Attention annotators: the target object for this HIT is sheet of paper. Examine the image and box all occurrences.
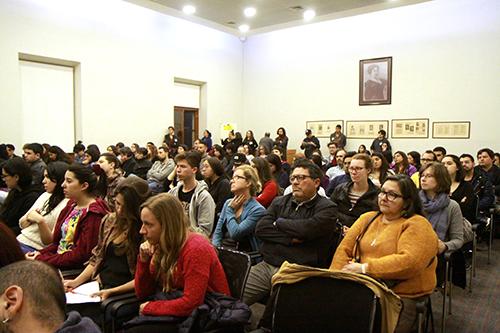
[65,280,101,304]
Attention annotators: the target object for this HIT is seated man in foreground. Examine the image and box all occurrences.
[243,159,337,308]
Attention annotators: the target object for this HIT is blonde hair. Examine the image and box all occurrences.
[235,165,262,196]
[141,193,188,291]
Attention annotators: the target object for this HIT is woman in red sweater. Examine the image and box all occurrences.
[27,164,108,270]
[129,193,229,332]
[251,157,279,208]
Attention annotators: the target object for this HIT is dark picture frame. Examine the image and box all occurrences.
[359,57,392,105]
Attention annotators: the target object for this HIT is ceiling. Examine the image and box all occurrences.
[130,0,431,36]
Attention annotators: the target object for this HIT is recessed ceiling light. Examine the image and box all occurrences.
[182,5,196,15]
[239,24,250,33]
[244,7,257,17]
[303,9,316,21]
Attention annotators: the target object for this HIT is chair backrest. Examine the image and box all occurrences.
[216,247,251,300]
[272,276,381,333]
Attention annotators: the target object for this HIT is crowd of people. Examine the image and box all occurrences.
[0,125,498,333]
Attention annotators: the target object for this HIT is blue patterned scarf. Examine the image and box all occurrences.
[419,191,450,240]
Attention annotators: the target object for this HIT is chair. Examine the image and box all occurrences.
[216,247,251,300]
[271,276,381,333]
[101,247,251,333]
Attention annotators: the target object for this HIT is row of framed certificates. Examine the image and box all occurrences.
[306,119,470,139]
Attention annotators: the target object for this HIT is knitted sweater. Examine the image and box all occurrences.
[331,212,438,298]
[135,233,230,317]
[17,192,69,250]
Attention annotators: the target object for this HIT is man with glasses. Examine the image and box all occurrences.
[243,159,337,326]
[411,150,437,188]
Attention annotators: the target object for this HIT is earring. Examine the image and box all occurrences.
[1,317,9,324]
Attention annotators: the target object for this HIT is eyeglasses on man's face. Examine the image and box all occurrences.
[231,175,247,181]
[289,174,312,183]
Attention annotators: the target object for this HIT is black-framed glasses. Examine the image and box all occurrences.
[231,175,247,181]
[378,190,404,201]
[289,175,312,183]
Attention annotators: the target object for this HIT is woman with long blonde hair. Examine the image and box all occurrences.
[129,193,230,332]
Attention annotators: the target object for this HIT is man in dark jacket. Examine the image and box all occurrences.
[243,159,337,307]
[300,129,320,159]
[461,153,495,213]
[0,260,101,333]
[476,148,500,196]
[119,146,138,177]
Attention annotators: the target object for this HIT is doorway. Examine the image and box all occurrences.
[174,106,199,148]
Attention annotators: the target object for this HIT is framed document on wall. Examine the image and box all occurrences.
[306,120,344,138]
[346,120,389,139]
[391,119,429,138]
[432,121,471,139]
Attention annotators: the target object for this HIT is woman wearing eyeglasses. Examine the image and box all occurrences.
[330,154,379,231]
[419,162,464,255]
[212,165,266,253]
[331,174,438,333]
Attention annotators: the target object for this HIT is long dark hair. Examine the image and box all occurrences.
[2,157,32,189]
[371,152,390,184]
[393,151,410,174]
[48,146,71,164]
[112,177,151,257]
[252,157,272,185]
[408,151,421,170]
[43,162,69,215]
[67,163,98,196]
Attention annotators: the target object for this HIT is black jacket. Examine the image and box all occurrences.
[466,168,495,212]
[206,177,233,226]
[134,158,152,180]
[330,180,379,227]
[475,165,500,196]
[121,158,138,177]
[255,194,337,268]
[0,186,41,235]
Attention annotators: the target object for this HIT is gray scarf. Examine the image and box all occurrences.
[419,191,450,240]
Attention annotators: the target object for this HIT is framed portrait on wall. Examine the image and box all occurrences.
[391,118,429,138]
[306,120,344,138]
[432,121,471,139]
[359,57,392,105]
[346,120,389,139]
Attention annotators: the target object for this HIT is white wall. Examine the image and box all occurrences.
[242,0,500,156]
[0,0,243,152]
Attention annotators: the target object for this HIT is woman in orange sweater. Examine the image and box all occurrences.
[331,174,438,333]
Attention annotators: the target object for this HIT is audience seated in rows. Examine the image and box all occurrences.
[64,176,151,323]
[17,162,69,253]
